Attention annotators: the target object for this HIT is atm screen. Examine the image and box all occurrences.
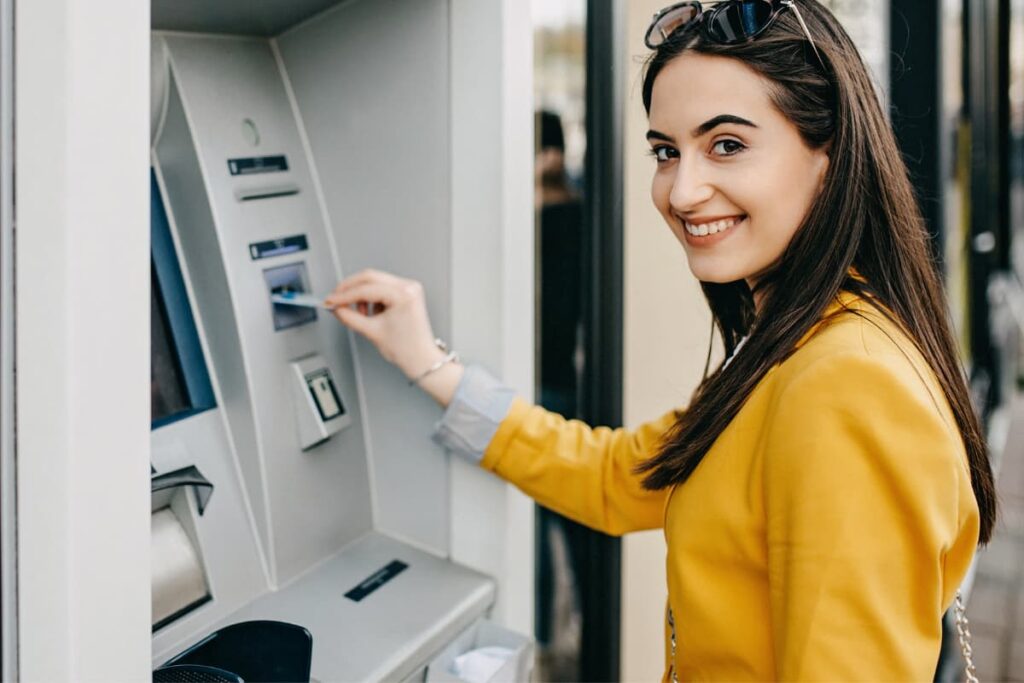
[151,171,216,428]
[152,267,191,422]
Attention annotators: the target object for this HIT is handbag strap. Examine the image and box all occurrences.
[953,590,979,683]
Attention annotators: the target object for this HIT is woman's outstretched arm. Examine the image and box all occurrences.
[325,269,464,406]
[475,388,679,535]
[326,269,678,535]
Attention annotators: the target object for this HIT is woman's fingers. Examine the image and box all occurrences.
[324,269,436,377]
[332,305,378,340]
[324,281,396,311]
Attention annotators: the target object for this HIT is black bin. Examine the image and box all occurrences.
[154,620,312,683]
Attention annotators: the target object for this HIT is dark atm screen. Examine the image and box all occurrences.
[152,267,191,423]
[151,170,215,429]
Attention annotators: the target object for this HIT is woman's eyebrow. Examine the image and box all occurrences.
[646,129,674,143]
[647,115,757,143]
[691,114,757,137]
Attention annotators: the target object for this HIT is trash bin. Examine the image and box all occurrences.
[424,619,534,683]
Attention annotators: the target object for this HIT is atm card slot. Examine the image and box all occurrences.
[264,263,318,331]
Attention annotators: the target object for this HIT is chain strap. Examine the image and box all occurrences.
[667,593,979,682]
[667,607,679,683]
[953,590,979,683]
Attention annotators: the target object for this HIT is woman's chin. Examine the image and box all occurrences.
[686,262,749,285]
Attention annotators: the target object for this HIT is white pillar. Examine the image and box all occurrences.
[16,0,151,679]
[449,0,536,637]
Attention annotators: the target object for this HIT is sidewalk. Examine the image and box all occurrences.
[965,396,1024,681]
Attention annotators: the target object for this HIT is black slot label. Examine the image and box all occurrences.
[249,235,308,260]
[228,155,289,176]
[344,560,409,602]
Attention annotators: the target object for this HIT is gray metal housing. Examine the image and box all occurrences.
[148,0,535,679]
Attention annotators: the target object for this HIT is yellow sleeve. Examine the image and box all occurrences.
[480,398,680,536]
[762,351,979,680]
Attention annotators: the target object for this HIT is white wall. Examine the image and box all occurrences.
[620,2,715,680]
[16,0,151,679]
[820,0,890,100]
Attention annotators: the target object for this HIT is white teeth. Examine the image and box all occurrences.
[683,216,742,236]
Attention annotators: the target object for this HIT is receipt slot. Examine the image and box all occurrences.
[289,355,350,450]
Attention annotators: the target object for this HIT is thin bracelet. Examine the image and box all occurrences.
[409,339,461,387]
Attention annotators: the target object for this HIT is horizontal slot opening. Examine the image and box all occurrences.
[235,184,300,201]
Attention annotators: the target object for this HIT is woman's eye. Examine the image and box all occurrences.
[711,139,746,156]
[649,146,678,163]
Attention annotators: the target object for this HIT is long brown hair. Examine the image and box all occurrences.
[634,0,997,543]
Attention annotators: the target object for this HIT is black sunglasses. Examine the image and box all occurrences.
[645,0,822,67]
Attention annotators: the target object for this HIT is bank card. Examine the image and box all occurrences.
[271,292,331,309]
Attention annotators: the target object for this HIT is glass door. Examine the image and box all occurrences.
[532,3,589,680]
[532,1,624,680]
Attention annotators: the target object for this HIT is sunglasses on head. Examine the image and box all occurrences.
[645,0,823,67]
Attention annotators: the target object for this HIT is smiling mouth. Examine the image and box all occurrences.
[683,215,745,237]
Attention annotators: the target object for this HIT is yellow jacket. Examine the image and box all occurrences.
[480,292,979,680]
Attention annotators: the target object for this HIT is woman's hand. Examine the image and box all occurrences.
[324,269,441,378]
[324,269,463,406]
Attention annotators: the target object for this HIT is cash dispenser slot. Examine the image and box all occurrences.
[151,466,214,631]
[234,183,300,202]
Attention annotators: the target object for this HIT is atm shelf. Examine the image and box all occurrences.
[159,532,495,682]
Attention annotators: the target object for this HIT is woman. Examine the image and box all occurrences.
[326,1,996,679]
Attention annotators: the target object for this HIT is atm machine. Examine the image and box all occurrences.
[144,0,535,680]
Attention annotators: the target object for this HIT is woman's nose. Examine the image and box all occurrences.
[669,158,714,212]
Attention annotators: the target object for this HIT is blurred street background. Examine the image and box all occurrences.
[530,1,1024,680]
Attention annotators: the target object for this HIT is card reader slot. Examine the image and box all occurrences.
[264,263,317,331]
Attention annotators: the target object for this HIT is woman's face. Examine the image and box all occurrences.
[648,52,829,287]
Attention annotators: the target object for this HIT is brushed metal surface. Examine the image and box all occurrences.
[152,0,341,37]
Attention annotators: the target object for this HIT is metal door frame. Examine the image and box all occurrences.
[964,0,1003,411]
[1,0,16,678]
[578,0,625,679]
